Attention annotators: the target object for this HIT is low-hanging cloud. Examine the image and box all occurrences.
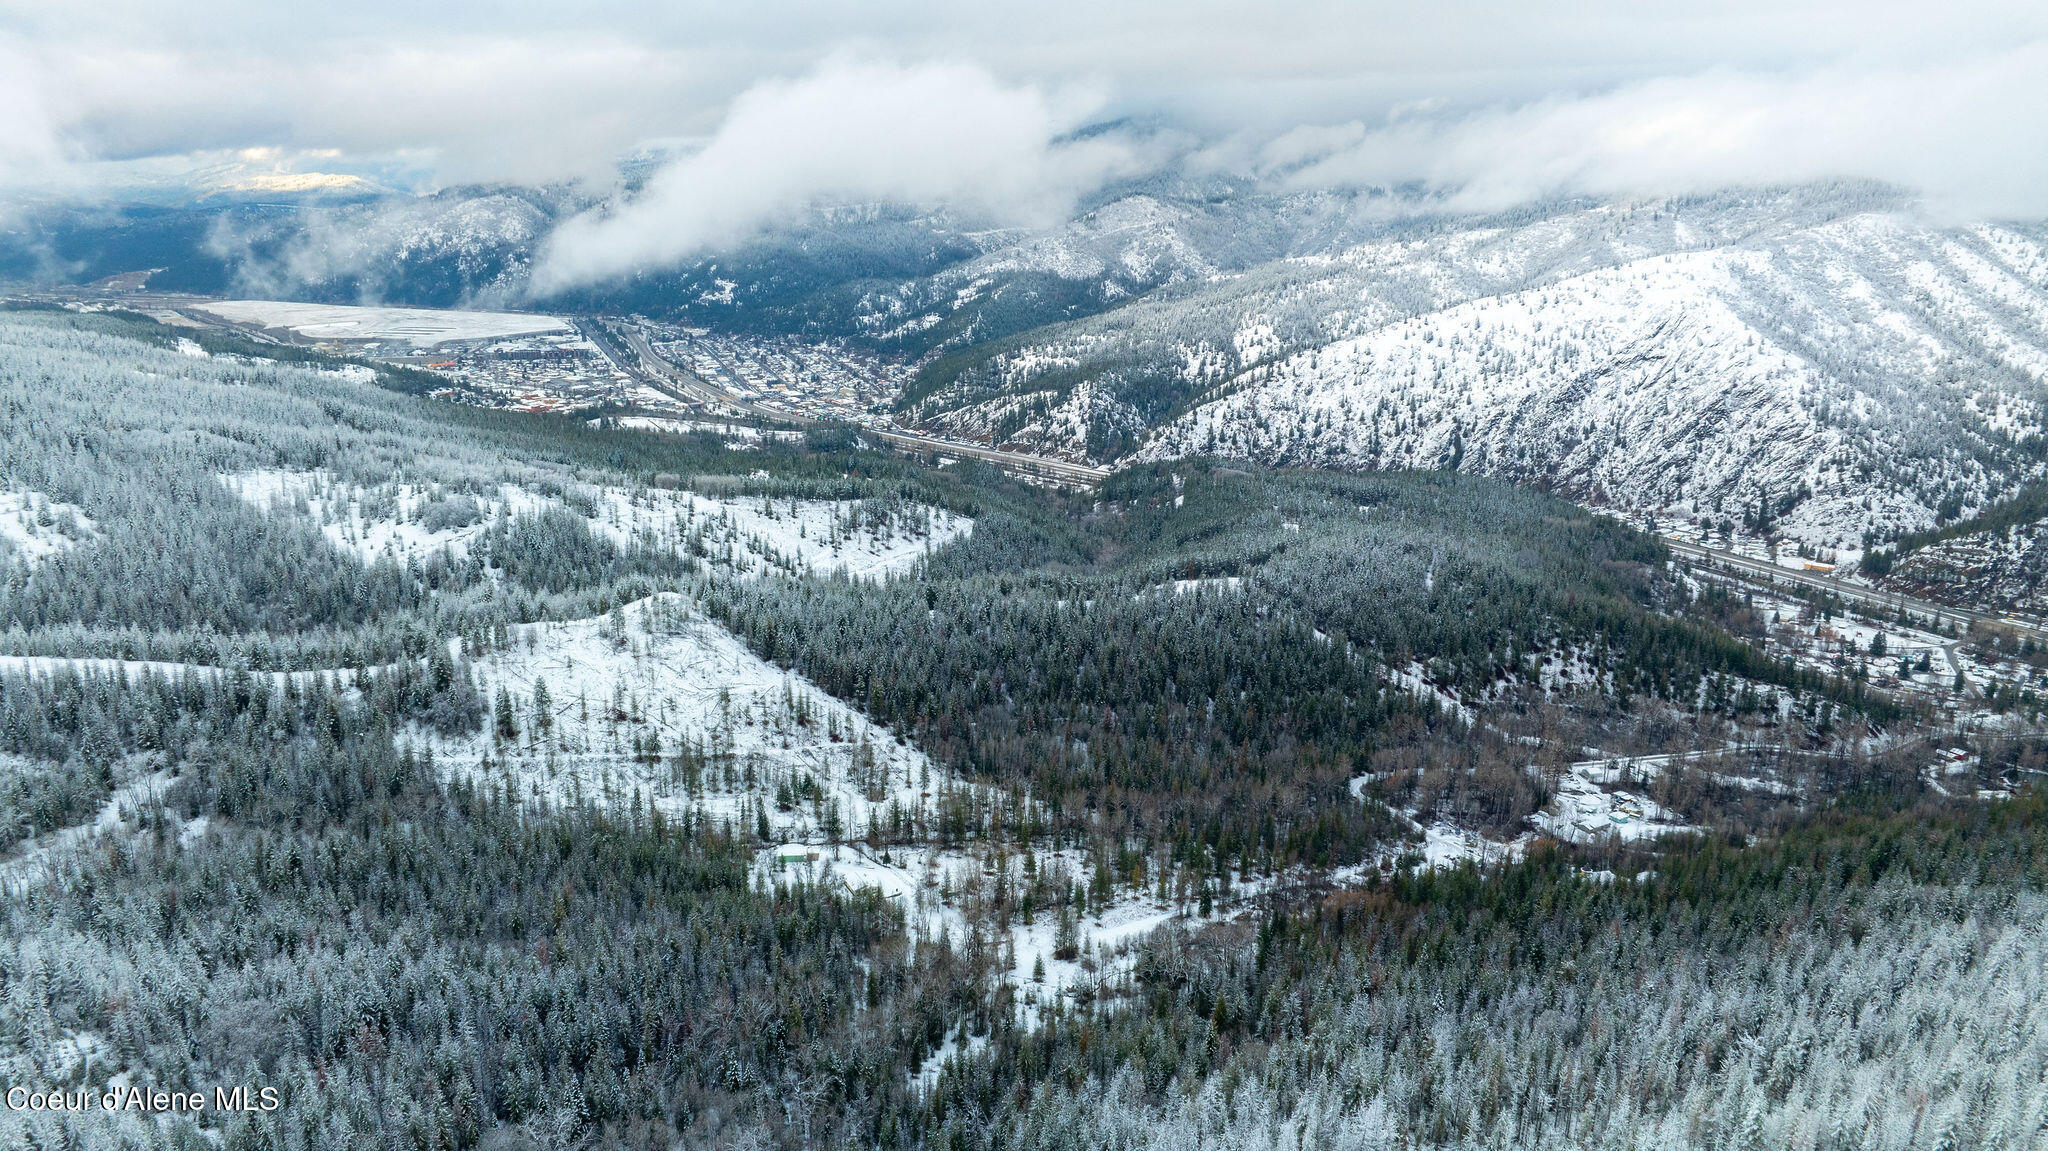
[6,4,2048,240]
[0,39,75,195]
[529,58,1139,292]
[1276,43,2048,219]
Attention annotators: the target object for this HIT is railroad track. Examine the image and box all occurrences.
[1662,536,2048,643]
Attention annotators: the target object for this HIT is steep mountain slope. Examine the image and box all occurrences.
[902,186,1902,458]
[16,180,2048,562]
[1141,210,2048,553]
[833,187,1383,350]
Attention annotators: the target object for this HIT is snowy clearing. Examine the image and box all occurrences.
[423,593,944,845]
[0,490,97,568]
[0,656,352,688]
[219,468,971,579]
[0,761,188,892]
[595,416,805,444]
[1530,755,1702,844]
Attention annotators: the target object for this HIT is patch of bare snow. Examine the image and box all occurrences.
[194,299,570,348]
[0,490,98,568]
[0,761,175,891]
[219,468,971,580]
[423,593,942,845]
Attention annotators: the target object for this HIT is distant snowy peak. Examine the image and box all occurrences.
[894,187,1917,463]
[961,195,1220,286]
[850,196,1236,346]
[1150,252,1835,501]
[1144,214,2048,550]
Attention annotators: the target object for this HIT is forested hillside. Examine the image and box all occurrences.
[1139,208,2048,558]
[0,309,2038,1149]
[703,462,1889,869]
[988,794,2048,1150]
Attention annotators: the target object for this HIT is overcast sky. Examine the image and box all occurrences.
[4,1,2045,283]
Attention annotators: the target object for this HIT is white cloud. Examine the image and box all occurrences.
[529,58,1139,291]
[28,37,728,189]
[0,39,75,193]
[1278,44,2048,218]
[1,3,2045,227]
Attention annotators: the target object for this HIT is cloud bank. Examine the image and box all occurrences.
[1273,44,2048,219]
[530,59,1138,291]
[0,39,75,194]
[2,1,2046,262]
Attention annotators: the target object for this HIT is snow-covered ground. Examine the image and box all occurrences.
[763,835,1242,1047]
[0,656,348,687]
[219,469,547,566]
[219,468,971,579]
[194,300,571,348]
[1524,646,1611,694]
[767,843,923,903]
[1342,773,1537,874]
[423,593,941,844]
[1164,576,1243,596]
[601,486,969,580]
[1413,820,1536,866]
[1531,757,1699,844]
[1384,661,1478,723]
[0,759,201,892]
[0,490,97,568]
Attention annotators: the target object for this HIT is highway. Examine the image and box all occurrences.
[1661,536,2048,644]
[571,318,634,376]
[617,327,748,412]
[616,325,1111,488]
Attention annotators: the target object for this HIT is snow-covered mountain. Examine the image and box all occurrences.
[208,188,571,307]
[1884,521,2048,614]
[1127,204,2048,553]
[901,185,1906,458]
[18,177,2048,559]
[821,185,1393,356]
